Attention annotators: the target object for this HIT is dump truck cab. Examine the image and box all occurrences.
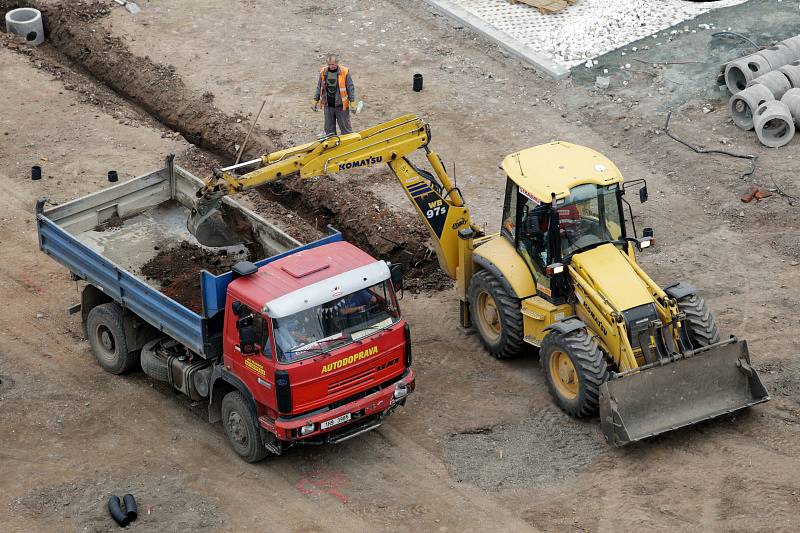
[218,240,414,452]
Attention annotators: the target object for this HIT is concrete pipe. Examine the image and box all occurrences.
[725,54,771,93]
[780,88,800,126]
[4,8,44,46]
[748,70,792,99]
[780,36,800,59]
[756,45,794,70]
[729,84,774,130]
[778,64,800,88]
[754,100,795,148]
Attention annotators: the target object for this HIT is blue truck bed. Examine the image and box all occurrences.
[37,155,341,358]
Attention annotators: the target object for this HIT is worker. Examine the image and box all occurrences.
[312,54,357,135]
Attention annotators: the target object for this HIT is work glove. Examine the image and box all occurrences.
[350,100,358,114]
[311,99,319,112]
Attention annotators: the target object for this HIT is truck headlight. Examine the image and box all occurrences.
[393,384,408,400]
[299,422,315,436]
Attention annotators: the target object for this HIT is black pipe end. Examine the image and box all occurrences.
[108,495,130,527]
[31,165,42,181]
[413,73,423,92]
[108,170,119,183]
[123,493,138,521]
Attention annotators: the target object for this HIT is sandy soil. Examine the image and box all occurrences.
[2,1,800,531]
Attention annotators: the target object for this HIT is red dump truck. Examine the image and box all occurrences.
[36,156,415,462]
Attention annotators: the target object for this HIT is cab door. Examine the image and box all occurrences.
[224,301,277,411]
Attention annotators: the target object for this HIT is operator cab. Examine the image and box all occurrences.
[500,142,650,302]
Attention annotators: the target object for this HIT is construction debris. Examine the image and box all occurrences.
[740,187,773,203]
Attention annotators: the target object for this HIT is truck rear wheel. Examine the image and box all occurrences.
[86,303,139,375]
[677,293,720,348]
[540,329,607,417]
[468,270,524,359]
[221,391,268,463]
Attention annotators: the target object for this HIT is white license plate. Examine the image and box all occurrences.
[320,413,351,430]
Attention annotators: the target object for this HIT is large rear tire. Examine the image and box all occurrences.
[540,329,607,417]
[467,270,524,359]
[221,391,268,463]
[677,293,720,348]
[86,303,139,375]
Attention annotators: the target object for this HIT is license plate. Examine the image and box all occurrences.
[320,413,351,430]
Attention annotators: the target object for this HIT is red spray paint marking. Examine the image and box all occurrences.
[13,270,45,294]
[295,470,349,504]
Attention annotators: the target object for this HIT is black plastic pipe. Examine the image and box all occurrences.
[31,165,41,180]
[108,170,119,183]
[123,494,138,522]
[413,73,423,92]
[108,495,130,527]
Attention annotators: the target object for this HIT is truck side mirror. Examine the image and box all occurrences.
[639,185,648,203]
[390,263,404,291]
[231,300,243,316]
[236,316,256,355]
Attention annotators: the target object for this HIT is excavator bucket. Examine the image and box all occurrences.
[187,195,243,248]
[599,338,769,446]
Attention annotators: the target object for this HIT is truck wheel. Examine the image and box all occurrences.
[86,303,138,375]
[221,391,268,463]
[677,293,720,348]
[540,329,607,417]
[468,270,524,359]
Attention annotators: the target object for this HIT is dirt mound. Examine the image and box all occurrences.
[141,242,249,313]
[0,0,448,290]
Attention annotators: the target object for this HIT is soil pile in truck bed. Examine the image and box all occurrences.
[140,242,248,313]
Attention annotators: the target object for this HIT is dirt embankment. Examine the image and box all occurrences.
[1,0,448,289]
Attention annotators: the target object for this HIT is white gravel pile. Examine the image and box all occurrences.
[450,0,748,67]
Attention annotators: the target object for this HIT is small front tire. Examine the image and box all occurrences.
[677,293,720,348]
[221,391,268,463]
[540,329,607,417]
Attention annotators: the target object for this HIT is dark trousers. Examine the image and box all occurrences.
[323,105,353,135]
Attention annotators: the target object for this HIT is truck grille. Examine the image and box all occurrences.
[327,358,400,394]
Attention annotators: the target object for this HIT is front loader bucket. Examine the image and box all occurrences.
[599,338,769,446]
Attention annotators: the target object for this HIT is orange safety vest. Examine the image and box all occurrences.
[319,65,350,110]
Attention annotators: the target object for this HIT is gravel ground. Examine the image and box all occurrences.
[441,0,747,67]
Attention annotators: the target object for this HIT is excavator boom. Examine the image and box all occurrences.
[189,115,474,280]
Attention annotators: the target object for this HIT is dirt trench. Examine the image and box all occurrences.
[0,0,447,289]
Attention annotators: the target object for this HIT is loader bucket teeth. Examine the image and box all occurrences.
[187,197,243,247]
[599,339,769,446]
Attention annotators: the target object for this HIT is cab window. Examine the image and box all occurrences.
[501,180,518,241]
[238,305,272,359]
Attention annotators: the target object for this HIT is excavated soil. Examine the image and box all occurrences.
[0,0,447,289]
[140,242,252,313]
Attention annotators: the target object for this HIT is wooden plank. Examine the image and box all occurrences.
[510,0,576,14]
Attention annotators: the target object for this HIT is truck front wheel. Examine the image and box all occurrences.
[86,303,138,375]
[221,391,268,463]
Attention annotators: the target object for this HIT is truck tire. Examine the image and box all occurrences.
[468,269,524,359]
[540,329,607,417]
[86,303,139,375]
[221,391,268,463]
[677,293,720,348]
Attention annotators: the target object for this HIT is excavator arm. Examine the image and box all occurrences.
[190,114,476,283]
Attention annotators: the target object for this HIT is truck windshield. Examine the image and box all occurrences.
[556,183,623,257]
[272,280,400,364]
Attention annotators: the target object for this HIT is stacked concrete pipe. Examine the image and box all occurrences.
[781,88,800,126]
[724,38,800,94]
[753,100,795,148]
[729,84,774,130]
[4,8,45,46]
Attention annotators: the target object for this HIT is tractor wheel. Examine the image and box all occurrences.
[467,270,524,359]
[221,391,268,463]
[540,329,607,417]
[86,303,139,375]
[677,293,720,348]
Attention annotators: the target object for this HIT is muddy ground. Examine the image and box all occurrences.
[1,0,800,532]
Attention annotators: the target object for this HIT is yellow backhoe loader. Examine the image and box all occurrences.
[188,114,769,445]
